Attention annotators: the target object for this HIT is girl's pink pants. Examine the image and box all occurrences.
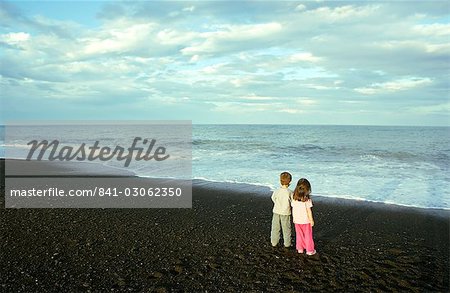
[294,223,315,253]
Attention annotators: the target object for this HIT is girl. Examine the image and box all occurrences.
[291,178,316,255]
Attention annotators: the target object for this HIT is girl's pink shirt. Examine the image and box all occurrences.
[291,199,313,224]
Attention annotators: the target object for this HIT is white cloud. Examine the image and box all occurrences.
[199,63,227,74]
[189,54,199,63]
[211,101,273,113]
[0,32,30,45]
[340,100,365,104]
[82,22,156,55]
[289,52,322,63]
[279,109,304,114]
[183,6,195,12]
[407,102,450,114]
[413,23,450,37]
[295,4,306,12]
[157,29,196,45]
[424,43,450,54]
[241,94,275,101]
[305,5,379,22]
[230,77,254,88]
[303,83,340,90]
[376,40,449,54]
[355,77,433,95]
[181,22,282,55]
[296,99,317,106]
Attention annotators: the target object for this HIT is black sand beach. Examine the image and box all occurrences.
[1,159,449,292]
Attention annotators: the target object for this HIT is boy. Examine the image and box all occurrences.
[271,171,293,248]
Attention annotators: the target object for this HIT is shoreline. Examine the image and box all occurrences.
[2,158,449,212]
[191,178,450,216]
[1,159,449,291]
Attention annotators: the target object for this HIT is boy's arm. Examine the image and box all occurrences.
[306,207,314,227]
[271,191,276,203]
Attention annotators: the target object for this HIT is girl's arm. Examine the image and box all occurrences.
[306,207,314,227]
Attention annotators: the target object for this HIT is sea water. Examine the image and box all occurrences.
[1,125,449,210]
[192,125,449,210]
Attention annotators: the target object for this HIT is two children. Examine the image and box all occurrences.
[271,172,316,255]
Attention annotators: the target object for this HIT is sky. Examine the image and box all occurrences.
[0,0,449,126]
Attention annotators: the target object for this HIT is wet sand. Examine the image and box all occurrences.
[1,159,449,292]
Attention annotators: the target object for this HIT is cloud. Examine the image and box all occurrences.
[279,108,303,114]
[0,31,30,44]
[407,102,450,115]
[297,99,317,106]
[304,5,378,22]
[180,22,282,56]
[289,52,322,63]
[375,40,450,55]
[0,1,448,125]
[295,4,306,12]
[413,23,450,37]
[210,101,274,113]
[355,77,433,95]
[82,21,157,55]
[240,94,276,101]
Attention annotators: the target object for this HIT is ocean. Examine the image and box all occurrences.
[2,124,449,210]
[192,125,450,210]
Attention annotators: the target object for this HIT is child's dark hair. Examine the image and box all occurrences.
[293,178,311,202]
[280,172,292,186]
